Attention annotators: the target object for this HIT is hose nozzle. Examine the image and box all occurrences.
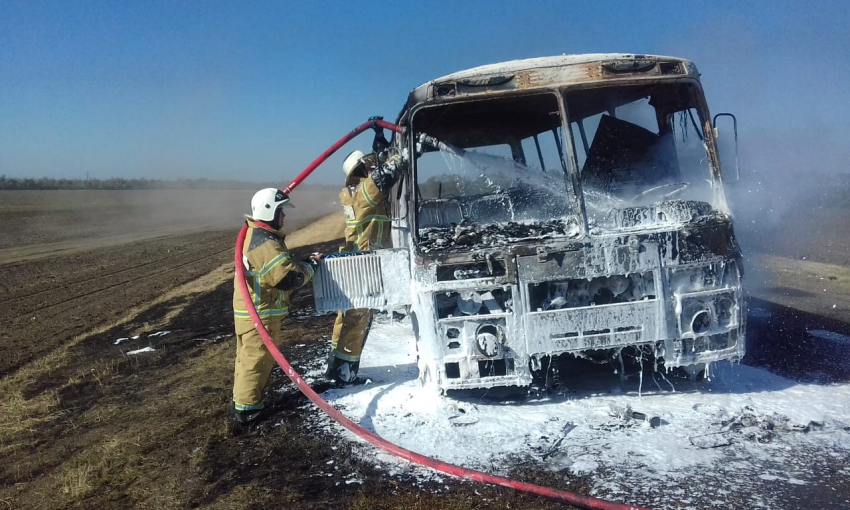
[417,133,465,157]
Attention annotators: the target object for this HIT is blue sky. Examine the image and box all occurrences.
[1,1,847,185]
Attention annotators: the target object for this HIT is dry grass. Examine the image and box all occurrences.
[58,437,145,500]
[59,461,93,498]
[70,359,124,392]
[14,337,238,508]
[285,211,344,249]
[80,403,122,426]
[0,391,62,455]
[0,236,239,497]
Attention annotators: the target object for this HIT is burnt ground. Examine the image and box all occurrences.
[2,202,850,509]
[746,297,850,384]
[0,236,583,510]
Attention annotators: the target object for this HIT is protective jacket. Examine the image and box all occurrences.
[233,219,315,321]
[339,175,391,252]
[328,156,404,382]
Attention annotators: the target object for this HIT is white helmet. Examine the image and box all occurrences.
[250,188,293,222]
[342,150,366,177]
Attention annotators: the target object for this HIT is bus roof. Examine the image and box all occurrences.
[404,53,699,110]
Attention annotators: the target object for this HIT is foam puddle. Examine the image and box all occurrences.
[293,313,850,509]
[127,346,155,355]
[808,329,850,346]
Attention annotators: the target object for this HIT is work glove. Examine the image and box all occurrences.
[371,150,404,195]
[386,153,403,167]
[303,255,321,270]
[379,147,407,171]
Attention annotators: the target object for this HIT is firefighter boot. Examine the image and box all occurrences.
[324,351,338,380]
[230,402,266,425]
[328,308,371,385]
[325,355,363,385]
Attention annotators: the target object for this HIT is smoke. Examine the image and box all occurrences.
[656,8,850,269]
[727,129,850,266]
[0,186,341,253]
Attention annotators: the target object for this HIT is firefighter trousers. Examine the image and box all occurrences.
[233,317,282,410]
[330,308,373,362]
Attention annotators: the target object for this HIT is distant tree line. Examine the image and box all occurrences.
[0,176,335,191]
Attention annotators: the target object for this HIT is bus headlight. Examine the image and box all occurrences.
[475,324,503,357]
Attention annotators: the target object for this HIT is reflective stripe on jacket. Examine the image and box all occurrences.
[340,175,391,252]
[233,220,314,320]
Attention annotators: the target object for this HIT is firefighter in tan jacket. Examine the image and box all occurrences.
[232,188,320,424]
[325,149,406,384]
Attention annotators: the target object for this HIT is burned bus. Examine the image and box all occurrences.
[314,54,745,391]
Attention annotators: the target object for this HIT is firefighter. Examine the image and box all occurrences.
[325,148,407,384]
[232,188,321,424]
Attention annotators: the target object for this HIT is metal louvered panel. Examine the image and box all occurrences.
[313,249,411,313]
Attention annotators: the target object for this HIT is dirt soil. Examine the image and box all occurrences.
[2,191,849,509]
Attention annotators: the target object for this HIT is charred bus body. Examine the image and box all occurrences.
[314,54,745,391]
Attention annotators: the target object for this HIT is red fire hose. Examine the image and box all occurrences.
[283,119,402,194]
[235,120,649,510]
